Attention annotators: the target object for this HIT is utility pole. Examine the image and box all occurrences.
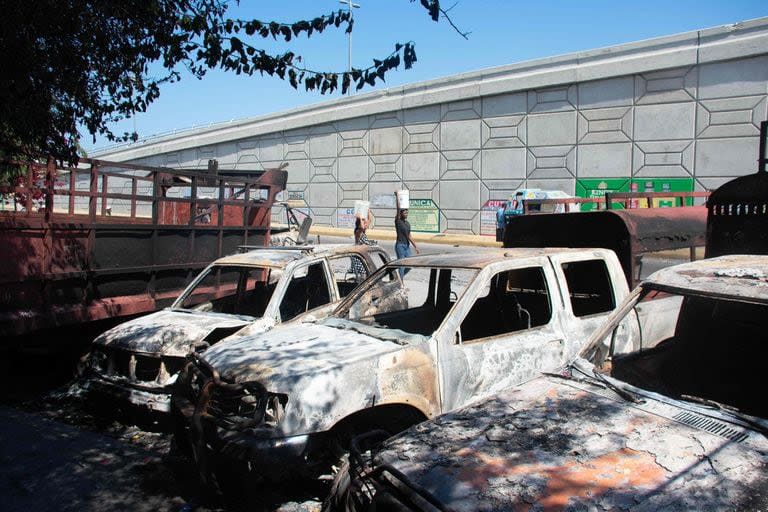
[339,0,360,94]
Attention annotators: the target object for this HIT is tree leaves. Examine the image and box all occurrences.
[0,0,450,164]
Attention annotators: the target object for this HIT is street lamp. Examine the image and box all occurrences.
[339,0,360,93]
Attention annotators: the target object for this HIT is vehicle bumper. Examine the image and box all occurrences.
[83,376,172,413]
[172,394,319,479]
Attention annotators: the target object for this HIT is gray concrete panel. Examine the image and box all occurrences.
[338,156,371,182]
[696,96,767,138]
[283,130,309,160]
[440,180,481,211]
[527,146,576,179]
[370,112,402,129]
[634,103,695,141]
[339,182,368,203]
[482,92,527,117]
[369,126,403,155]
[482,179,526,201]
[440,150,480,181]
[259,137,284,162]
[369,154,402,182]
[403,123,439,153]
[440,119,481,150]
[404,105,441,124]
[528,85,577,113]
[698,56,768,99]
[695,137,760,176]
[635,67,697,105]
[578,77,634,109]
[527,111,577,146]
[633,141,694,177]
[482,115,526,148]
[526,178,575,195]
[285,159,310,184]
[578,107,633,144]
[308,131,337,159]
[308,182,338,209]
[310,158,337,182]
[481,148,526,179]
[403,152,440,181]
[441,99,481,121]
[577,143,632,178]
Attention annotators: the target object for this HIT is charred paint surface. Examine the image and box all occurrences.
[174,248,630,484]
[377,348,439,417]
[83,244,389,414]
[645,255,768,301]
[369,377,768,511]
[94,310,254,357]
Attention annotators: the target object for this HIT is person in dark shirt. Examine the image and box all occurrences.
[394,191,419,277]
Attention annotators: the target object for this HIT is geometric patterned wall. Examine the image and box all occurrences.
[121,25,768,234]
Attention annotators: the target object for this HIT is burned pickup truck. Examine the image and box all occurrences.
[327,255,768,512]
[172,247,631,486]
[80,244,389,413]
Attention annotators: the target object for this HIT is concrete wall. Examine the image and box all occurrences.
[98,18,768,234]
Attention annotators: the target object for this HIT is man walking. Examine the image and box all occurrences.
[394,191,419,276]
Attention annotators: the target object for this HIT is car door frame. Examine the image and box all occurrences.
[547,250,632,361]
[265,256,338,324]
[433,257,569,413]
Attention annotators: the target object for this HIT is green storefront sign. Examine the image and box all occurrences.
[408,198,440,233]
[576,178,694,211]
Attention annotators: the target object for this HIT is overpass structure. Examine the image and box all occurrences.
[96,17,768,235]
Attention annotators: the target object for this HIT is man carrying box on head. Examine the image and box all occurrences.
[394,190,420,277]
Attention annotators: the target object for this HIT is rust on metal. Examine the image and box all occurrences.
[0,157,287,339]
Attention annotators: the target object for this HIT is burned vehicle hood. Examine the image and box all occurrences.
[368,373,768,511]
[202,318,417,386]
[94,309,254,357]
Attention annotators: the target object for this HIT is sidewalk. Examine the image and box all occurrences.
[309,225,504,248]
[308,225,700,259]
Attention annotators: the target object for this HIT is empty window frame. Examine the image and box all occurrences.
[460,266,551,342]
[279,262,332,321]
[561,259,615,317]
[329,255,370,298]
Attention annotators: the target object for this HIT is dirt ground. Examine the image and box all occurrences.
[0,344,325,512]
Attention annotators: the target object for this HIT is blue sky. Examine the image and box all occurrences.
[83,0,768,152]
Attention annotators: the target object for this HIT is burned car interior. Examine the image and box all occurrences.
[180,265,279,318]
[605,291,767,418]
[460,267,548,342]
[344,267,476,336]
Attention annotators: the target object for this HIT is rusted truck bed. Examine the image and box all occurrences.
[0,158,286,341]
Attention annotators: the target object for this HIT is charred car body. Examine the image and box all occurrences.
[328,255,768,511]
[81,244,389,413]
[172,248,631,483]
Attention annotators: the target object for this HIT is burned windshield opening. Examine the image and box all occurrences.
[176,265,281,318]
[604,291,768,418]
[341,266,477,337]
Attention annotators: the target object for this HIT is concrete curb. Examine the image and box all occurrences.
[307,225,701,259]
[308,225,503,248]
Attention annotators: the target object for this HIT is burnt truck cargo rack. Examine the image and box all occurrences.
[0,158,287,340]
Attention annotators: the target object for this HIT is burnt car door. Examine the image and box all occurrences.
[437,260,567,411]
[549,253,634,358]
